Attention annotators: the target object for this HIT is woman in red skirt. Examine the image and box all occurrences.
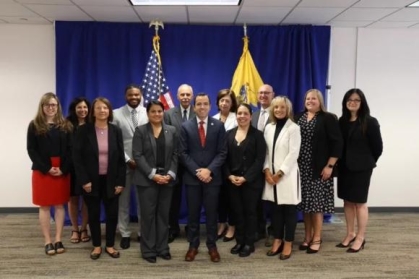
[27,92,72,255]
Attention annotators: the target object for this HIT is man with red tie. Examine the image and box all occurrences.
[179,93,227,262]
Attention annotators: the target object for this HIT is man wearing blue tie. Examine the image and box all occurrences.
[179,93,227,262]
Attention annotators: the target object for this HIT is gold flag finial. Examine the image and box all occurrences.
[149,20,164,36]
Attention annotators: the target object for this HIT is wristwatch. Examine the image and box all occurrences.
[327,164,334,168]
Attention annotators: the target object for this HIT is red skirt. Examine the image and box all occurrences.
[32,157,70,206]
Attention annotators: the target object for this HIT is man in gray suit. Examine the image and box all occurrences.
[251,84,275,246]
[113,84,148,249]
[163,84,195,243]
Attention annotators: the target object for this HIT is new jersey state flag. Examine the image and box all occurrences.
[231,36,263,106]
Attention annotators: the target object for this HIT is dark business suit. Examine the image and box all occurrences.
[164,106,195,234]
[73,123,126,247]
[251,109,272,237]
[338,116,383,203]
[295,111,343,179]
[132,123,178,258]
[179,117,227,249]
[224,126,266,246]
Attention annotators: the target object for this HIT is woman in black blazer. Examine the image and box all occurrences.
[295,89,343,254]
[225,104,266,257]
[66,97,91,244]
[132,100,178,264]
[73,97,126,260]
[27,92,72,255]
[336,88,383,253]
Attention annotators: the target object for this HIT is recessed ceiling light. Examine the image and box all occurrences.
[129,0,241,5]
[407,1,419,7]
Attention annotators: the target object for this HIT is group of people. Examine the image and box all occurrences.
[27,83,382,263]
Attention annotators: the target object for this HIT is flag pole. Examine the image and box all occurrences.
[149,20,164,97]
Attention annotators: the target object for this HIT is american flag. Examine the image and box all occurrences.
[140,50,174,110]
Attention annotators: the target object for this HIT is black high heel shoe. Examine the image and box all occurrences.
[336,236,356,248]
[266,241,284,256]
[306,239,322,254]
[346,240,366,253]
[217,226,227,240]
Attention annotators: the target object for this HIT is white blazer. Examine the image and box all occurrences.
[213,112,237,131]
[262,119,301,205]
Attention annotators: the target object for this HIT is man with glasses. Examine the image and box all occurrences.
[251,84,275,247]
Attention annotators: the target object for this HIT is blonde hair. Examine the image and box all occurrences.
[32,92,72,135]
[268,96,294,123]
[304,89,327,112]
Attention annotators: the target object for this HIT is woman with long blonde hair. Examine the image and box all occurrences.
[27,92,72,255]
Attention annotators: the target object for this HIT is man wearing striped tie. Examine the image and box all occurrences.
[113,84,148,249]
[251,84,275,247]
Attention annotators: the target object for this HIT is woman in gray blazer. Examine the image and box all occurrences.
[132,100,178,264]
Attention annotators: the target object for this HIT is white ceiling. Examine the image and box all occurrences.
[0,0,419,28]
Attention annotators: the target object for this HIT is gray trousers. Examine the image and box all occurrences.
[118,171,141,237]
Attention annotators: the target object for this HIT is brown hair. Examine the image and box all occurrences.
[90,97,113,123]
[216,89,238,113]
[32,92,72,135]
[303,89,327,112]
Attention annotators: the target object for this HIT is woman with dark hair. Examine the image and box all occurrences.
[73,97,126,260]
[27,92,72,255]
[67,97,91,244]
[336,88,383,253]
[295,89,343,254]
[225,103,266,257]
[132,100,178,263]
[213,89,238,241]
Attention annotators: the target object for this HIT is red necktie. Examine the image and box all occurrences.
[199,121,206,147]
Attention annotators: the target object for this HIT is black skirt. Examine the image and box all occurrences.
[337,166,373,203]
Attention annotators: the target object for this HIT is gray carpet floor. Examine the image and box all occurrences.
[0,213,418,279]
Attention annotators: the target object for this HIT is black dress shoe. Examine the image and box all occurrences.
[137,236,142,243]
[120,237,130,249]
[347,240,366,253]
[143,256,157,263]
[266,242,284,256]
[239,245,255,257]
[230,244,243,255]
[223,234,235,242]
[336,236,356,248]
[159,253,172,260]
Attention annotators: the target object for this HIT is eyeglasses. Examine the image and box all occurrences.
[43,104,58,108]
[347,99,361,104]
[258,91,272,95]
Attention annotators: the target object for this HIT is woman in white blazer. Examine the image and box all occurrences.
[262,96,301,260]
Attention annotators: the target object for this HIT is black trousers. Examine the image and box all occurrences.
[83,175,119,248]
[257,196,273,235]
[168,165,184,234]
[218,179,235,225]
[137,184,173,257]
[186,183,220,249]
[271,203,297,242]
[229,182,259,246]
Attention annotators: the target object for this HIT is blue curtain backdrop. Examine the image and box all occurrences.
[55,21,331,224]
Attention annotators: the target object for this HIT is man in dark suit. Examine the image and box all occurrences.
[179,93,227,262]
[163,84,195,243]
[251,84,275,246]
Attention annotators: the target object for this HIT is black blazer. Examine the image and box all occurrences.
[339,116,383,171]
[72,123,126,199]
[295,111,343,178]
[132,123,178,187]
[224,126,266,188]
[27,121,72,175]
[179,117,227,186]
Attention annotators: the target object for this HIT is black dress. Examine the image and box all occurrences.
[338,121,373,203]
